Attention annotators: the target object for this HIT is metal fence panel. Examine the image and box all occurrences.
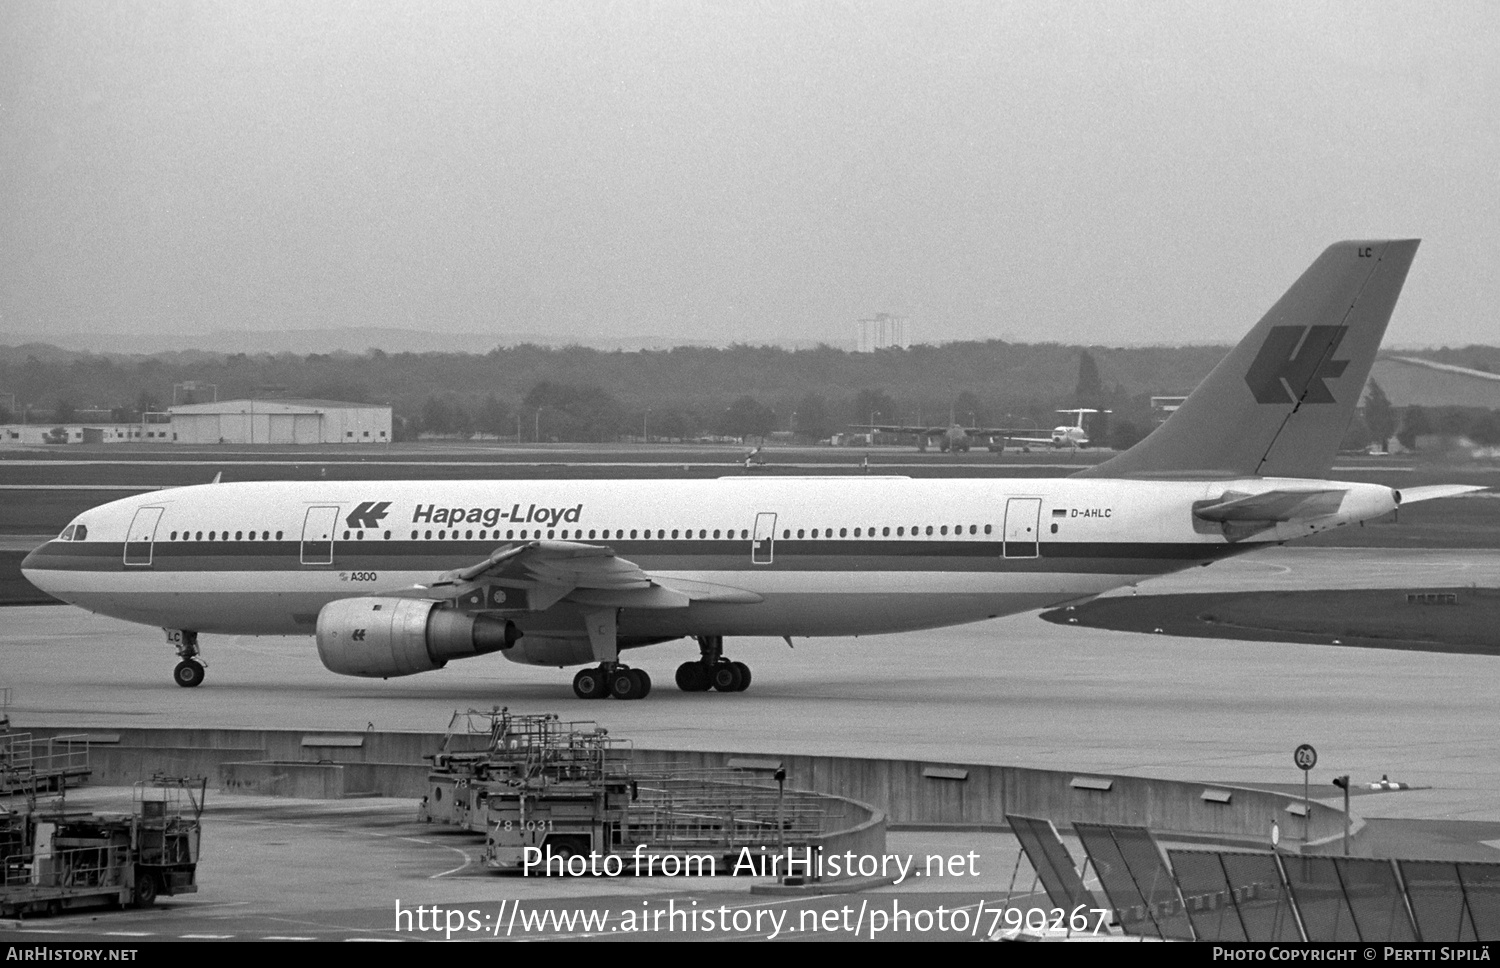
[1399,860,1476,942]
[1221,852,1305,942]
[1110,826,1194,940]
[1006,814,1094,914]
[1075,822,1193,939]
[1281,855,1361,941]
[1334,857,1415,941]
[1168,849,1248,941]
[1457,862,1500,942]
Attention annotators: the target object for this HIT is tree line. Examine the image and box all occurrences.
[1,341,1497,450]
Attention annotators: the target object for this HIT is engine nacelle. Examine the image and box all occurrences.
[315,597,521,678]
[501,635,596,668]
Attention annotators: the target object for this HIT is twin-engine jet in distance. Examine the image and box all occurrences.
[23,240,1485,701]
[853,408,1104,452]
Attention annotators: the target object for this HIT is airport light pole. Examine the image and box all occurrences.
[1332,775,1351,855]
[643,408,650,443]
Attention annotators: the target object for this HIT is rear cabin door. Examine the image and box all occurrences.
[751,512,777,564]
[123,507,165,566]
[300,506,341,566]
[1003,498,1041,558]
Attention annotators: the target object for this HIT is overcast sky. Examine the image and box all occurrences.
[2,1,1496,348]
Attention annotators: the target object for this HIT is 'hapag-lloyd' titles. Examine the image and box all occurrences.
[411,503,583,528]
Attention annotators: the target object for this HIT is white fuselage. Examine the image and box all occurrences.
[22,475,1396,644]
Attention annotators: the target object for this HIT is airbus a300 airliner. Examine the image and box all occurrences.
[22,240,1479,700]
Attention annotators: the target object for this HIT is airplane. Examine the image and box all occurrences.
[21,240,1483,702]
[852,408,1104,452]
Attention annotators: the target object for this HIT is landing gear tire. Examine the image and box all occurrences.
[609,668,649,701]
[731,661,751,692]
[711,662,745,693]
[676,661,711,692]
[173,660,205,688]
[572,667,608,700]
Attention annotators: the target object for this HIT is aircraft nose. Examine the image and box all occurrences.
[20,542,57,593]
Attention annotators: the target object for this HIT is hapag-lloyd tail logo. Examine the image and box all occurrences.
[1244,325,1350,405]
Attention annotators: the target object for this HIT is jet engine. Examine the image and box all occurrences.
[315,597,521,678]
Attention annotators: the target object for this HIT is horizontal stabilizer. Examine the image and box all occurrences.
[1194,489,1347,523]
[1398,485,1487,505]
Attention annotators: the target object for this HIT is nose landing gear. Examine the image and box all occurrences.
[166,629,205,688]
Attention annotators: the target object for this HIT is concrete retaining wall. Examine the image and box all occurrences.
[25,726,1345,846]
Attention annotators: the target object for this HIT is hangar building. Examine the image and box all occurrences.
[168,399,391,445]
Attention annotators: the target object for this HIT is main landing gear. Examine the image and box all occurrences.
[572,665,652,701]
[675,636,752,694]
[166,629,205,688]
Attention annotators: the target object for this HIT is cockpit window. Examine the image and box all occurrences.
[74,524,87,540]
[58,525,75,540]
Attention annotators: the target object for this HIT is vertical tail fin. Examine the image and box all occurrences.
[1077,239,1419,480]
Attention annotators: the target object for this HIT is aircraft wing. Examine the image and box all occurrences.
[385,539,763,612]
[850,424,949,436]
[973,428,1057,445]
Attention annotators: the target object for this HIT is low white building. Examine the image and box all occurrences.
[168,399,391,445]
[0,423,172,445]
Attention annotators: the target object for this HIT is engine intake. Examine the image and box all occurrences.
[315,597,521,678]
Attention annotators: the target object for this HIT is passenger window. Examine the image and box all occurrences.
[853,528,861,537]
[671,529,679,539]
[547,530,555,538]
[209,531,216,541]
[275,531,283,540]
[896,527,904,536]
[170,531,178,540]
[781,530,788,539]
[882,527,890,536]
[840,528,847,537]
[507,530,514,539]
[356,530,364,540]
[940,526,948,535]
[926,526,934,535]
[984,524,992,535]
[466,529,474,539]
[797,529,805,538]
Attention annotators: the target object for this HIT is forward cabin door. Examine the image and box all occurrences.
[751,512,777,564]
[300,506,341,566]
[1003,498,1041,558]
[123,507,165,566]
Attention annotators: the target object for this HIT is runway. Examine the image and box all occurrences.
[3,546,1497,824]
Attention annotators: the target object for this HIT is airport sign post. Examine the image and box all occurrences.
[1294,744,1317,844]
